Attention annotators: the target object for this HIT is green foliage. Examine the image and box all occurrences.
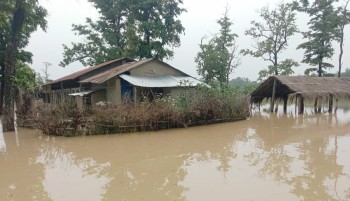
[229,77,258,94]
[229,77,256,87]
[0,0,47,56]
[13,61,37,91]
[258,59,299,81]
[195,7,240,86]
[336,0,350,77]
[61,0,185,67]
[0,0,47,86]
[242,3,299,80]
[293,0,340,77]
[340,68,350,77]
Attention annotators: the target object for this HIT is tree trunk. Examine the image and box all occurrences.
[0,65,4,114]
[3,0,25,132]
[338,0,350,77]
[274,53,278,75]
[318,59,322,77]
[318,41,324,77]
[338,28,344,77]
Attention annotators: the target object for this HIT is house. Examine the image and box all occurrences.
[43,58,206,108]
[251,75,350,113]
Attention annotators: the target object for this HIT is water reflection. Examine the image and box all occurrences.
[0,106,350,201]
[242,113,350,201]
[36,143,111,201]
[0,123,6,153]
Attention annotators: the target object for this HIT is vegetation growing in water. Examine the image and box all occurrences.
[29,86,250,136]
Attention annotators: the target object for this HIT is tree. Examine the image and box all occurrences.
[340,68,350,77]
[195,7,240,86]
[60,0,185,67]
[13,61,38,91]
[336,0,350,77]
[2,0,47,131]
[293,0,340,77]
[42,61,51,83]
[242,3,299,81]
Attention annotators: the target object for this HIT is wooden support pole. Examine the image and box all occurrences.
[314,97,318,113]
[298,95,304,114]
[317,97,322,113]
[133,86,137,104]
[295,95,298,114]
[283,96,288,113]
[335,98,338,113]
[328,94,333,113]
[270,78,277,112]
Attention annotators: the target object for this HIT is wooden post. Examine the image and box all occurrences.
[314,97,318,113]
[283,96,288,113]
[295,95,298,114]
[328,94,333,113]
[335,98,338,113]
[317,97,322,113]
[133,86,137,104]
[270,78,277,112]
[298,95,304,114]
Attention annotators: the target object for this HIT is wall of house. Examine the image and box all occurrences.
[76,96,84,110]
[91,89,107,105]
[130,60,186,77]
[106,78,122,104]
[169,87,188,97]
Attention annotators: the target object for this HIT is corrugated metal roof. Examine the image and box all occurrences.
[49,57,134,84]
[68,90,94,96]
[119,74,208,88]
[79,59,153,84]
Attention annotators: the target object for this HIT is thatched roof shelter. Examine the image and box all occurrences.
[251,76,350,104]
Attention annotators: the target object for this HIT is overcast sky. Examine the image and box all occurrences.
[26,0,350,81]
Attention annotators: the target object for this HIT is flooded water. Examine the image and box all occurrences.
[1,106,350,201]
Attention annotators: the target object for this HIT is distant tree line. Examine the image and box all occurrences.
[195,0,350,84]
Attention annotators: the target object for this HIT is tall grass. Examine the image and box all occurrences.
[31,86,250,136]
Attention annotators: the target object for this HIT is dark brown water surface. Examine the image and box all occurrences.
[1,106,350,201]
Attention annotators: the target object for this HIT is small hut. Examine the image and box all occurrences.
[251,76,350,113]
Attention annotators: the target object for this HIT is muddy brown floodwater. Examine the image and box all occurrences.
[1,105,350,201]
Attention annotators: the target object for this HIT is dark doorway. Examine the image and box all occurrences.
[121,79,134,101]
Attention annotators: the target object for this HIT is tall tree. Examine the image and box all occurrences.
[336,0,350,77]
[195,7,240,86]
[293,0,340,77]
[242,3,299,81]
[2,0,47,131]
[3,0,26,131]
[60,0,185,67]
[0,0,46,115]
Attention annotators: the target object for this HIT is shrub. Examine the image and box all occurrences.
[33,86,250,136]
[34,103,85,136]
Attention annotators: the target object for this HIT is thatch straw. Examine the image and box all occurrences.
[251,76,350,103]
